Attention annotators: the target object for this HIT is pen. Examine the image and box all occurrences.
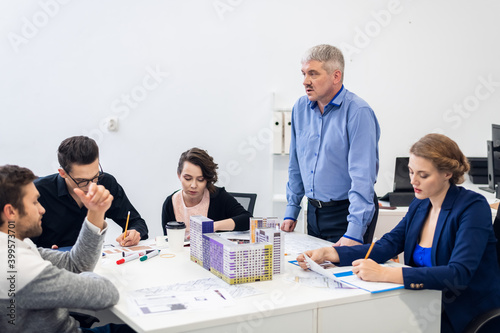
[116,252,141,265]
[140,249,160,262]
[364,237,377,260]
[123,211,130,240]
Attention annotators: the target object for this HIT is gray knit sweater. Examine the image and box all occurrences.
[0,221,119,333]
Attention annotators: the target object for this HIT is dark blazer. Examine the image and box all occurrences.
[337,185,500,332]
[161,186,251,234]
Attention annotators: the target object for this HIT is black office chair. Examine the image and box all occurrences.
[228,192,257,215]
[464,307,500,333]
[463,208,500,333]
[363,194,379,244]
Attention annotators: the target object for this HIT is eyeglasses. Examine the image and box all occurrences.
[65,164,104,188]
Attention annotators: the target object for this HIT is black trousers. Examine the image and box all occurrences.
[306,194,378,244]
[307,200,350,243]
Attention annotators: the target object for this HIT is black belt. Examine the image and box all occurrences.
[308,198,349,209]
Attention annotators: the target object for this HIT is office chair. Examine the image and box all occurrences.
[463,209,500,333]
[363,193,379,244]
[228,192,257,215]
[464,307,500,333]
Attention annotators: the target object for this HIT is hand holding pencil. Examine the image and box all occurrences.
[351,238,383,281]
[351,237,404,284]
[116,211,141,247]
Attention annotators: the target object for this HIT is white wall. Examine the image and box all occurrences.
[1,0,500,239]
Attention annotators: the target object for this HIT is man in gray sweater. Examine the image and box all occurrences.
[0,165,132,332]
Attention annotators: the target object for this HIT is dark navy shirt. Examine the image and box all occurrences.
[32,173,148,248]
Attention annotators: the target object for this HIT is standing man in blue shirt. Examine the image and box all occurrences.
[281,44,380,246]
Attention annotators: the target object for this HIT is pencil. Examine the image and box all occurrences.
[364,237,377,260]
[123,211,130,240]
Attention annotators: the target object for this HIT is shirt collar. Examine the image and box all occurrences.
[309,84,345,111]
[56,174,71,198]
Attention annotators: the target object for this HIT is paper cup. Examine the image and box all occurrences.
[165,221,186,252]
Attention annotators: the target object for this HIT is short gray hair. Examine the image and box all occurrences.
[302,44,345,80]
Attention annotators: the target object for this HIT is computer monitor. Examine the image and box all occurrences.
[393,157,413,192]
[480,124,500,194]
[389,157,415,206]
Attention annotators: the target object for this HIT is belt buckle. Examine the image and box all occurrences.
[316,199,322,209]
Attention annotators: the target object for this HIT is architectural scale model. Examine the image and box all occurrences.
[256,227,284,275]
[189,215,214,269]
[249,217,280,243]
[190,215,283,284]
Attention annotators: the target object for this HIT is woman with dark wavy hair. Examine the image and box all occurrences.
[161,148,251,239]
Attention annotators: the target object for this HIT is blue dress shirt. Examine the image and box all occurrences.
[285,86,380,241]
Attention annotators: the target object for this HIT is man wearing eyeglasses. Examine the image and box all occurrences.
[31,136,148,248]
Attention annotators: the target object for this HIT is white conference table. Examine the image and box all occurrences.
[94,232,441,333]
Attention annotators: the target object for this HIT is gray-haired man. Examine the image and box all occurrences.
[282,44,380,246]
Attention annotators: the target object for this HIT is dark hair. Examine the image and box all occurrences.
[410,133,470,185]
[177,148,218,193]
[58,136,99,173]
[0,165,37,226]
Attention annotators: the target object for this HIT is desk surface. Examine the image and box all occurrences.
[95,233,441,333]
